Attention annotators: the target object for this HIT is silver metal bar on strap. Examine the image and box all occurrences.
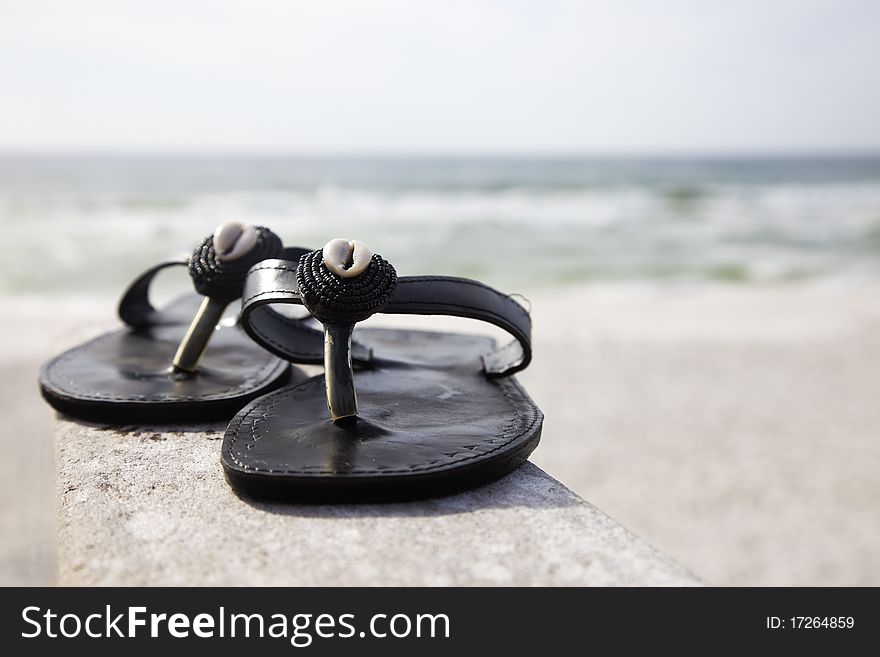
[172,297,228,373]
[323,322,358,423]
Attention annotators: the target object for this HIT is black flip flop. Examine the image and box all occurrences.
[39,223,318,423]
[222,239,543,502]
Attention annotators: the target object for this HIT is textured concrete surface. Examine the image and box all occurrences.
[56,418,699,586]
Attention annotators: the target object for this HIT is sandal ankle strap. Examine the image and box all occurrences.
[240,258,532,377]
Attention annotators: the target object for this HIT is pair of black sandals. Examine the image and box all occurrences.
[39,224,543,502]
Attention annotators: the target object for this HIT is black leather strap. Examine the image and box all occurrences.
[390,275,532,376]
[118,246,315,329]
[118,256,190,328]
[241,258,532,377]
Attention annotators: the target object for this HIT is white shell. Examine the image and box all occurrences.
[213,222,258,262]
[322,238,372,278]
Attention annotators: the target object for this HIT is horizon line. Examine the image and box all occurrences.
[2,148,880,160]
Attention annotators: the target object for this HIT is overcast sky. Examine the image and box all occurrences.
[1,0,878,154]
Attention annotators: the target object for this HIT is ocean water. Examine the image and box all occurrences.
[2,155,880,297]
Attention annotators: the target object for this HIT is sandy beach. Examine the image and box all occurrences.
[2,282,879,586]
[525,282,880,586]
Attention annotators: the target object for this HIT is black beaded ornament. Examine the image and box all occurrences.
[296,248,397,324]
[189,226,283,303]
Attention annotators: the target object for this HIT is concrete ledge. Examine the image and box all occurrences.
[56,418,700,586]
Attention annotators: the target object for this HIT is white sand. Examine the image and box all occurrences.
[523,283,880,586]
[2,282,879,586]
[0,298,111,585]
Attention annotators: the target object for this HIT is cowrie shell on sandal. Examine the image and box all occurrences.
[213,222,259,262]
[322,238,372,278]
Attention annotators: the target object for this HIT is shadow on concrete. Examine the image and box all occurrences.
[234,462,582,518]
